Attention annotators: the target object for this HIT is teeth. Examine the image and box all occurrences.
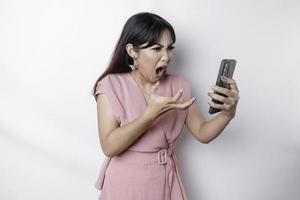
[156,68,160,74]
[156,67,166,75]
[156,68,161,74]
[156,68,165,76]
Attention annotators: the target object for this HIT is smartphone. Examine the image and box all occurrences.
[209,59,236,114]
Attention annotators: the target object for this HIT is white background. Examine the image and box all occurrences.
[1,0,299,199]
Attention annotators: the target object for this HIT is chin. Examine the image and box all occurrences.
[157,74,167,80]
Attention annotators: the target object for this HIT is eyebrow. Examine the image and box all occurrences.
[153,42,175,47]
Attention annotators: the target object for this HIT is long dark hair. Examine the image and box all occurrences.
[92,12,176,101]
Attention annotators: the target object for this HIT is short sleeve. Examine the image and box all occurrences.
[95,75,125,124]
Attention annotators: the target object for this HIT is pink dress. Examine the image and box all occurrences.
[94,72,192,200]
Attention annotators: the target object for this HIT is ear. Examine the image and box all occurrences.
[126,43,138,59]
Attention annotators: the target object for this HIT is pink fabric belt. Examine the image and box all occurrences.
[95,148,188,200]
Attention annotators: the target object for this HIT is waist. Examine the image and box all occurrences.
[113,147,174,165]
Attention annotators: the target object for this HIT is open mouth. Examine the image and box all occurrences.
[155,66,166,77]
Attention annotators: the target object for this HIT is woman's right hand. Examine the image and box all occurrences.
[144,81,196,120]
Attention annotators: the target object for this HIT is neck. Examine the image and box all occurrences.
[130,70,154,89]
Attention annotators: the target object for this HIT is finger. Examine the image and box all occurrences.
[171,97,196,110]
[208,100,231,111]
[222,76,239,92]
[180,97,197,109]
[208,92,231,104]
[211,85,234,98]
[212,86,239,101]
[172,89,183,102]
[208,100,223,109]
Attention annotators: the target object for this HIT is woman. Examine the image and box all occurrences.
[92,12,239,200]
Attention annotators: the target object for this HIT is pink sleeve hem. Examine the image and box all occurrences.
[95,76,124,124]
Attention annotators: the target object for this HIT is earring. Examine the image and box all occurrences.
[129,63,138,70]
[129,57,138,71]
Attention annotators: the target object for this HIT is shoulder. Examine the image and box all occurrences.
[97,73,127,88]
[166,73,192,99]
[167,73,191,87]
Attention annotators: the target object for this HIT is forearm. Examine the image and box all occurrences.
[197,113,232,144]
[104,112,156,157]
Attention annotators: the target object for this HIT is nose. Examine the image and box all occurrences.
[161,49,172,63]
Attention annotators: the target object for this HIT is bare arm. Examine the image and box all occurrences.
[185,99,233,144]
[184,100,206,143]
[97,93,156,158]
[185,77,239,144]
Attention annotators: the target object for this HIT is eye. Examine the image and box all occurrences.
[152,47,161,51]
[152,46,175,51]
[168,46,175,50]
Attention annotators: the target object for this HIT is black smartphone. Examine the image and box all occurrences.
[209,59,236,114]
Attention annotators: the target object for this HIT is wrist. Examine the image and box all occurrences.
[143,109,157,123]
[219,112,234,123]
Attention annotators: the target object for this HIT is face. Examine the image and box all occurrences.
[132,30,175,83]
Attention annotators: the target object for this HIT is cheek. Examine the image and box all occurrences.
[140,52,160,70]
[143,51,160,63]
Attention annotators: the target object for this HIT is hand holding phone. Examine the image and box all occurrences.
[209,59,236,114]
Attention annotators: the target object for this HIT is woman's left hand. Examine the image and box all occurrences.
[208,76,240,120]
